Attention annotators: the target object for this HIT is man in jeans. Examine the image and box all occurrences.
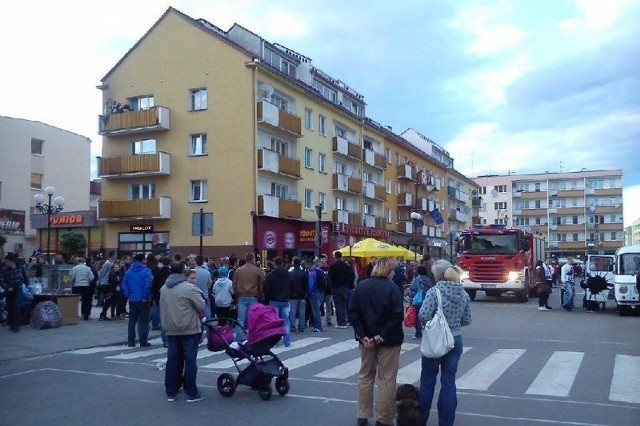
[288,257,308,334]
[232,252,264,341]
[561,257,575,311]
[160,261,206,403]
[122,253,153,347]
[328,251,355,329]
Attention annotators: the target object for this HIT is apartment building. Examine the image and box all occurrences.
[475,170,624,259]
[96,7,473,260]
[0,116,92,257]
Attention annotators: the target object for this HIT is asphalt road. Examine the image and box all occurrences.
[1,289,639,426]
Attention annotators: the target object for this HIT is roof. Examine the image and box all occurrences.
[0,115,91,141]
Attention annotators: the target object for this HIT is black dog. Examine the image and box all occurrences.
[396,383,422,426]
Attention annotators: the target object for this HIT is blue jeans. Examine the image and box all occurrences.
[150,302,161,329]
[333,287,349,326]
[270,301,291,346]
[235,296,258,341]
[128,301,150,345]
[420,335,463,426]
[165,333,201,398]
[414,306,422,338]
[563,281,574,308]
[289,299,306,333]
[309,291,324,330]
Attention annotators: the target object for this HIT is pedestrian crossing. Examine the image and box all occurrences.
[66,337,640,405]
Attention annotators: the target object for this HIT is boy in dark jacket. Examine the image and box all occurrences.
[288,257,308,333]
[263,256,292,346]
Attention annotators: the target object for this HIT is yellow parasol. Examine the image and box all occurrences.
[337,238,408,258]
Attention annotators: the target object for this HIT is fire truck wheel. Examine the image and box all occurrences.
[515,289,529,303]
[466,290,476,301]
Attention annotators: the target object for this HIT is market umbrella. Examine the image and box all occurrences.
[402,248,422,261]
[337,238,407,258]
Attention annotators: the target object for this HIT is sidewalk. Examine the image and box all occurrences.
[0,304,160,363]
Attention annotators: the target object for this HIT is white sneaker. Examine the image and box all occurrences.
[538,306,548,311]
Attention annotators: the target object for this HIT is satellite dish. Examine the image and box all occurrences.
[491,189,498,197]
[615,203,620,209]
[471,190,478,196]
[588,205,595,212]
[258,83,274,99]
[463,206,471,214]
[498,209,507,219]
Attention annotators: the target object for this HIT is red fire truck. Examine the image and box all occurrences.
[456,225,546,302]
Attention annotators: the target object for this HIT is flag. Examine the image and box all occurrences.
[429,208,444,225]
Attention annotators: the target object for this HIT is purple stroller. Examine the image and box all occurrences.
[204,303,290,400]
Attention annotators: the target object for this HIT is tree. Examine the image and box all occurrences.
[59,231,87,256]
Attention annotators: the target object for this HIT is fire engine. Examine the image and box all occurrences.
[456,225,546,302]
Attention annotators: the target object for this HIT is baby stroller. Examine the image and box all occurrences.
[204,303,290,401]
[580,274,611,312]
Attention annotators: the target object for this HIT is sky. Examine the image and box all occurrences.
[1,0,638,225]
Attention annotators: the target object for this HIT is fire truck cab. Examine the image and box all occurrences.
[456,225,545,302]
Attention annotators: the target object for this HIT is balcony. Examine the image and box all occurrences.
[257,195,302,219]
[256,101,302,137]
[333,136,362,161]
[595,188,621,196]
[363,149,387,169]
[257,149,301,179]
[99,106,170,136]
[333,173,362,194]
[363,182,386,201]
[396,164,414,180]
[98,197,171,221]
[519,208,546,216]
[97,152,171,179]
[363,214,385,229]
[449,209,468,223]
[333,209,362,225]
[471,197,482,207]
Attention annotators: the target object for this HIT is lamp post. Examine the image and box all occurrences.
[410,211,423,264]
[34,186,65,263]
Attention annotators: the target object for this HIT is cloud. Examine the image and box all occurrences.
[557,0,629,32]
[623,184,640,226]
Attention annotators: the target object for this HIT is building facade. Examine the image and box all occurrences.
[96,7,474,261]
[0,116,92,258]
[474,170,624,260]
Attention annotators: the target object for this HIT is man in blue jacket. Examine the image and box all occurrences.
[122,253,153,347]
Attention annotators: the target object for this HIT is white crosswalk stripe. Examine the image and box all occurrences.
[526,351,584,397]
[609,354,640,404]
[68,337,640,405]
[456,348,526,391]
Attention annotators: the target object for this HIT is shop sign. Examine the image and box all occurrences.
[264,230,277,249]
[299,229,317,243]
[334,222,389,239]
[284,232,296,249]
[0,209,25,234]
[50,214,84,225]
[130,224,154,232]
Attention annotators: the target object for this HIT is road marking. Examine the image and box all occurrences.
[283,340,358,371]
[201,337,329,369]
[526,351,584,397]
[105,348,168,360]
[316,343,419,380]
[66,338,164,355]
[457,348,525,391]
[609,354,640,403]
[396,346,472,385]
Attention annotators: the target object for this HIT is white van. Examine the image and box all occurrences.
[613,245,640,316]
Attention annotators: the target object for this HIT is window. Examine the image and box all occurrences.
[573,233,579,242]
[318,115,326,135]
[271,183,287,199]
[572,216,578,224]
[190,88,207,111]
[494,202,507,210]
[334,161,346,175]
[304,108,313,129]
[271,94,288,111]
[304,148,313,168]
[385,148,391,164]
[130,183,156,200]
[535,182,540,191]
[386,178,392,193]
[495,185,507,193]
[535,200,541,208]
[385,208,392,223]
[334,125,346,138]
[128,95,154,110]
[611,232,617,241]
[130,139,156,154]
[31,138,43,154]
[189,134,207,156]
[318,192,326,211]
[280,59,296,77]
[335,197,345,210]
[30,173,43,189]
[479,187,486,195]
[270,138,288,156]
[363,171,373,183]
[364,203,373,216]
[318,153,326,173]
[190,180,207,202]
[304,189,313,209]
[395,152,400,165]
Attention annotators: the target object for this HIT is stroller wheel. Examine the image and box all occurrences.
[258,383,272,401]
[217,373,237,397]
[275,376,290,396]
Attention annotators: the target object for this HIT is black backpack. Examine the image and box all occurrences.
[315,269,329,292]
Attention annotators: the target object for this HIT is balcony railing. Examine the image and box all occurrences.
[98,106,170,136]
[332,136,362,161]
[97,152,171,178]
[333,173,361,194]
[397,192,412,207]
[333,209,362,225]
[396,164,413,180]
[363,149,387,169]
[449,209,468,223]
[257,149,301,179]
[257,195,302,219]
[98,197,171,221]
[362,182,386,201]
[256,101,302,137]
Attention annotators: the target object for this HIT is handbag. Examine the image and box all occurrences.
[403,304,417,328]
[420,288,455,358]
[412,288,424,307]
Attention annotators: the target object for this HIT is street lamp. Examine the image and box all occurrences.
[34,186,65,263]
[410,211,423,264]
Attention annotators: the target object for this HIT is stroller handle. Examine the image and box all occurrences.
[203,317,243,331]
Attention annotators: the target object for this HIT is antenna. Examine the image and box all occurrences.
[258,83,274,100]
